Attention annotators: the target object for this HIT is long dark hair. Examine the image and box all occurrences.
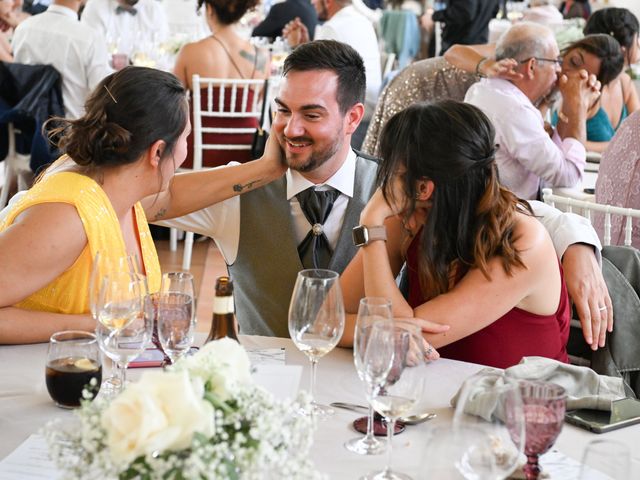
[47,67,187,169]
[377,100,531,300]
[585,7,640,66]
[563,34,624,87]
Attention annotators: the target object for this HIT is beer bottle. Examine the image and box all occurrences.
[205,276,239,343]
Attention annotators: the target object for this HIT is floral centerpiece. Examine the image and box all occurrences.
[44,339,323,479]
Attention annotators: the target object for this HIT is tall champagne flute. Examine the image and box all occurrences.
[95,273,150,392]
[345,297,394,455]
[364,322,426,480]
[288,269,345,417]
[157,272,196,365]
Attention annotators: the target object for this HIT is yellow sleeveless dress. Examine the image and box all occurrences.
[0,171,161,314]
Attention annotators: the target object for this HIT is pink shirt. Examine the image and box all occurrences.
[465,78,586,199]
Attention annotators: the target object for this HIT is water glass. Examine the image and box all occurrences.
[157,272,196,365]
[46,331,101,408]
[288,269,345,417]
[512,381,566,480]
[345,297,394,455]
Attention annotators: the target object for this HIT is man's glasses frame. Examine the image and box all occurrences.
[519,56,563,66]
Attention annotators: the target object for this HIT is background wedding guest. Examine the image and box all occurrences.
[522,0,564,26]
[252,0,317,41]
[173,0,269,168]
[595,110,640,248]
[282,0,381,149]
[464,23,596,200]
[0,66,286,344]
[80,0,169,59]
[11,0,112,119]
[560,0,590,21]
[553,35,633,153]
[420,0,500,55]
[0,0,13,61]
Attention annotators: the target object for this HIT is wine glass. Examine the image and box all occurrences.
[90,252,145,393]
[95,273,151,392]
[288,269,345,417]
[364,322,426,480]
[157,272,196,365]
[509,381,566,480]
[452,372,525,479]
[578,439,631,480]
[345,297,394,455]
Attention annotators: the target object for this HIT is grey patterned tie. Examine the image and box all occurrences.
[296,188,340,269]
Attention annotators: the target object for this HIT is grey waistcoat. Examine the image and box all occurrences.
[228,153,378,337]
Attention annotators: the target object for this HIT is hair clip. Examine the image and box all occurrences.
[104,85,118,104]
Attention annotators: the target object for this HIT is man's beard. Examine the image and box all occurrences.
[284,135,342,173]
[535,84,561,109]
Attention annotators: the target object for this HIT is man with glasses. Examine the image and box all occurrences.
[465,22,598,200]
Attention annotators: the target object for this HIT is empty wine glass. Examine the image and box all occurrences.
[345,297,394,455]
[364,322,426,480]
[578,439,631,480]
[453,372,525,479]
[510,381,566,480]
[157,272,196,365]
[95,274,151,392]
[421,424,495,479]
[288,269,345,417]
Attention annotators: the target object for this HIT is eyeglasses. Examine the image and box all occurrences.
[519,56,563,66]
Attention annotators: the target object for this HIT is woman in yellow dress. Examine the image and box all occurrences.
[0,66,285,344]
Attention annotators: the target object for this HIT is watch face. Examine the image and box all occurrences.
[352,226,368,246]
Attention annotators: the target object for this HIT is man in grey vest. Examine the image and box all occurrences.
[160,40,389,337]
[158,40,612,352]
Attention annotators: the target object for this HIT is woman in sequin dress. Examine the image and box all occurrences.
[361,57,478,156]
[0,67,284,344]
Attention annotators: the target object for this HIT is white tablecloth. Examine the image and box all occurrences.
[1,335,638,478]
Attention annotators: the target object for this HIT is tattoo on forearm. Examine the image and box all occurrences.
[153,208,168,221]
[233,179,262,192]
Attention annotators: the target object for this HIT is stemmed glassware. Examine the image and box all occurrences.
[508,381,567,480]
[363,322,426,480]
[451,372,525,479]
[90,252,143,393]
[288,269,345,417]
[157,272,196,365]
[345,297,394,455]
[95,272,151,392]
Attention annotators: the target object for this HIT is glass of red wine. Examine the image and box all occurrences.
[508,380,567,480]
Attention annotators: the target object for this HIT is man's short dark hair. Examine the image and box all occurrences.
[283,40,366,114]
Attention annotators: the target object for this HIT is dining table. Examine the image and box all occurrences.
[1,333,638,479]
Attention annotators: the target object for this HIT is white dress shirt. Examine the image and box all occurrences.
[314,6,382,120]
[465,78,586,200]
[12,5,112,119]
[80,0,170,58]
[155,150,359,264]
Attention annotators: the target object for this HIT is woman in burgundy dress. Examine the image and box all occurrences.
[173,0,269,168]
[340,100,570,368]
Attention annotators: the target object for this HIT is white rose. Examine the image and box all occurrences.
[101,370,214,464]
[191,338,252,400]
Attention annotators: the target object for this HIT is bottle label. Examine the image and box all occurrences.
[213,296,234,314]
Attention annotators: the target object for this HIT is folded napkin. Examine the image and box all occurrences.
[451,356,626,421]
